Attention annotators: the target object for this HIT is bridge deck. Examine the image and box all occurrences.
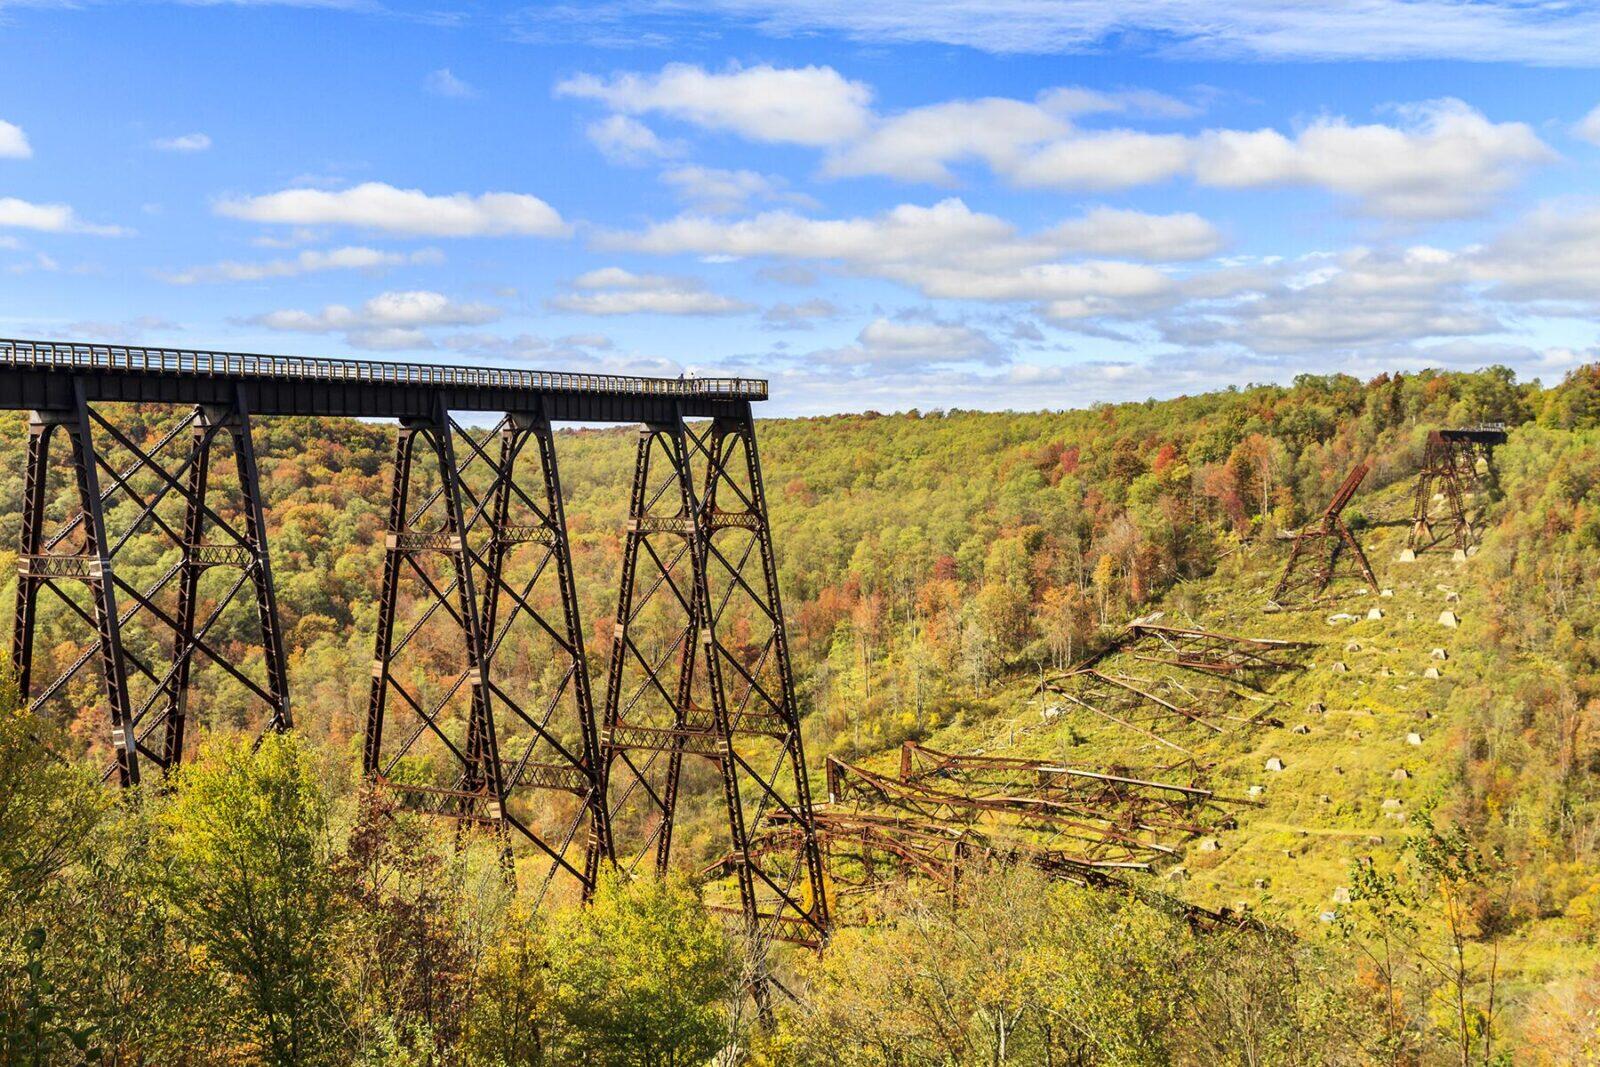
[0,338,764,421]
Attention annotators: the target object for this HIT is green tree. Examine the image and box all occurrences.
[547,873,735,1066]
[461,905,562,1066]
[0,699,107,1065]
[159,733,348,1066]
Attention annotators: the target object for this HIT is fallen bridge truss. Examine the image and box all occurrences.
[1272,461,1378,605]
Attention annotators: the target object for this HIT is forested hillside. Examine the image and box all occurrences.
[5,364,1600,1062]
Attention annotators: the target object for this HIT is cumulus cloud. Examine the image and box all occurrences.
[806,315,1006,374]
[547,267,752,316]
[556,62,873,145]
[830,92,1546,218]
[0,197,127,236]
[1043,207,1220,261]
[1574,104,1600,146]
[425,68,475,98]
[216,181,569,237]
[762,298,841,329]
[1190,99,1551,218]
[441,331,615,366]
[659,165,812,213]
[152,133,211,153]
[1161,247,1498,355]
[586,115,683,164]
[159,246,444,284]
[826,97,1071,183]
[559,61,1546,219]
[0,119,32,159]
[249,289,500,350]
[1469,200,1600,304]
[599,198,1209,316]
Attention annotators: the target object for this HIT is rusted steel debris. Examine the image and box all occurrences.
[1272,461,1378,605]
[1037,667,1281,755]
[1120,620,1315,677]
[1408,425,1507,553]
[741,745,1246,929]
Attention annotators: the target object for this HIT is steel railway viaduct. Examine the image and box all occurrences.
[2,338,829,973]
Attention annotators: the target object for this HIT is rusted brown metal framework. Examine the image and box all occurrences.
[1407,426,1507,553]
[1038,667,1278,756]
[1121,621,1313,678]
[590,413,829,987]
[5,341,825,955]
[361,402,611,902]
[1271,461,1378,605]
[13,382,290,784]
[752,747,1238,924]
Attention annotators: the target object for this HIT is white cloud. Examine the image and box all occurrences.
[425,68,475,98]
[250,289,500,349]
[659,165,811,213]
[795,314,1006,376]
[1160,248,1498,355]
[0,119,32,159]
[441,331,616,365]
[1043,207,1221,261]
[548,267,751,316]
[586,1,1600,66]
[1469,200,1600,304]
[556,62,873,145]
[216,181,569,237]
[152,132,211,153]
[1575,104,1600,147]
[1190,99,1551,218]
[825,92,1545,218]
[1007,129,1196,191]
[855,317,1003,364]
[586,115,683,165]
[601,198,1020,268]
[0,197,127,236]
[826,98,1070,183]
[558,62,1541,220]
[1036,86,1200,119]
[600,198,1203,314]
[762,298,840,329]
[824,87,1201,185]
[159,246,444,284]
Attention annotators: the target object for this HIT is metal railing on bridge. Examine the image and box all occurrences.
[0,337,768,401]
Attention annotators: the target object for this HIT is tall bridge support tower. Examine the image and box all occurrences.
[591,409,829,1006]
[12,382,291,784]
[1407,426,1508,554]
[361,401,611,903]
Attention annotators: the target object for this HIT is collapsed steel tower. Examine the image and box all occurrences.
[1271,461,1378,605]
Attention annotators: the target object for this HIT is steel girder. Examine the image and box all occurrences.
[1272,461,1378,605]
[361,401,608,903]
[1120,622,1314,678]
[11,383,291,784]
[751,751,1240,924]
[590,408,828,1005]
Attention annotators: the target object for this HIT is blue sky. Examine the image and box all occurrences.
[4,1,1600,415]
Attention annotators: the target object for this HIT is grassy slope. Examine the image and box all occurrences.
[856,470,1600,999]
